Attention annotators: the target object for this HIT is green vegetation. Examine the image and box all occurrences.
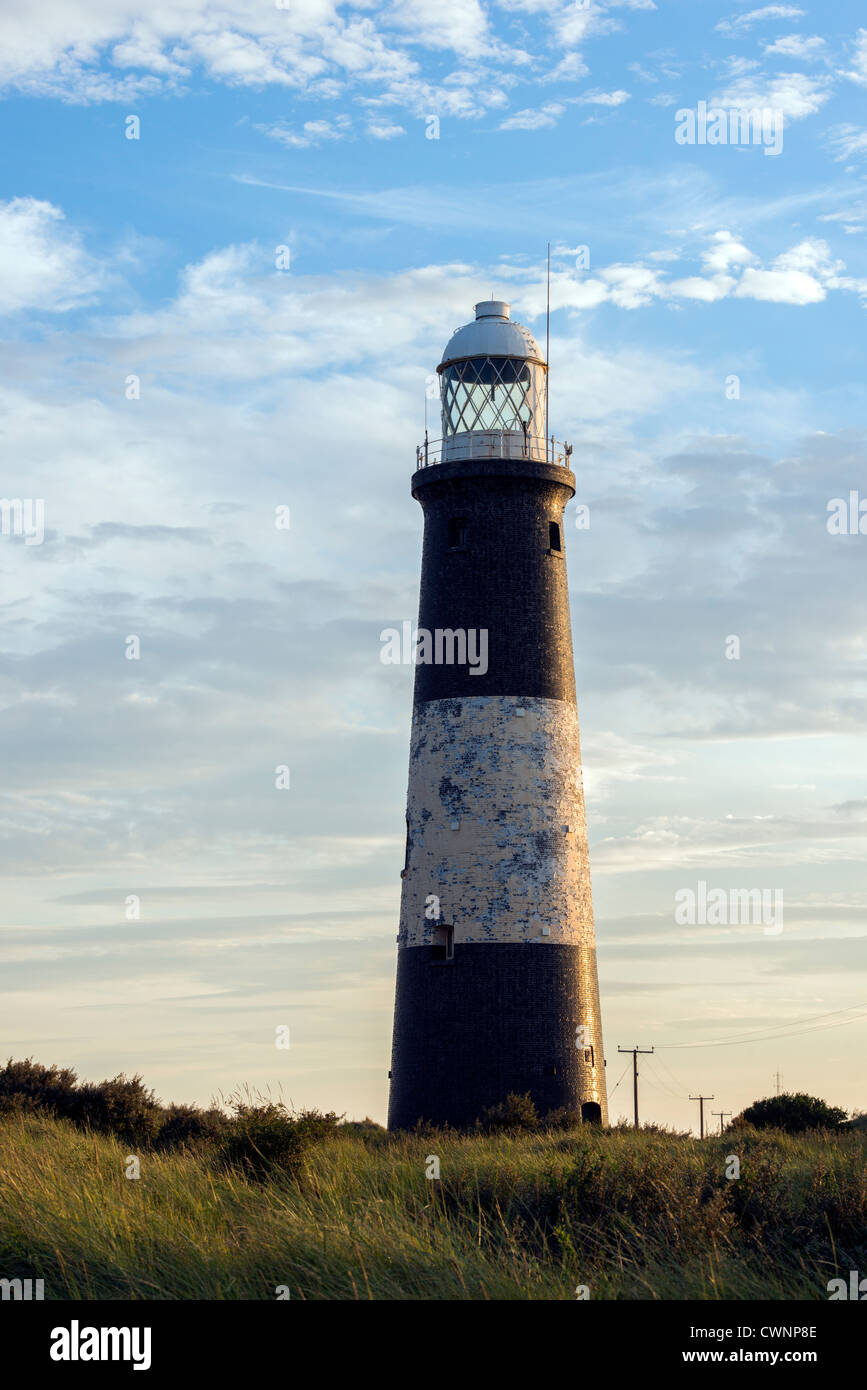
[0,1063,864,1300]
[732,1092,848,1133]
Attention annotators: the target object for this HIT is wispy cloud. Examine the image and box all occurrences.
[715,6,805,36]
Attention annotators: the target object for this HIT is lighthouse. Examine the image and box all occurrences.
[387,299,607,1130]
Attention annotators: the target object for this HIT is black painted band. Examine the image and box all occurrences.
[388,942,607,1130]
[411,467,579,703]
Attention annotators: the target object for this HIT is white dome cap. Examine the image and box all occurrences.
[438,300,545,371]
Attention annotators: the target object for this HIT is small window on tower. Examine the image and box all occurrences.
[431,923,454,962]
[584,1045,595,1068]
[448,517,467,550]
[549,521,562,552]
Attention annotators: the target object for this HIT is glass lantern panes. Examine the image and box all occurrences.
[440,356,545,450]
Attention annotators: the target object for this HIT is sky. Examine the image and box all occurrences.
[1,0,866,1131]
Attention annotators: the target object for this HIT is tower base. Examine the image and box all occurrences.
[388,942,607,1130]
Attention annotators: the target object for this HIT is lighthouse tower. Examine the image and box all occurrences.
[387,300,607,1130]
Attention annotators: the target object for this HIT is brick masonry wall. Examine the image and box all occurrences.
[411,459,578,702]
[388,942,608,1129]
[388,454,608,1129]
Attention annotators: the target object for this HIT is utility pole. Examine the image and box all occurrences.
[712,1110,731,1135]
[774,1070,783,1097]
[690,1094,714,1138]
[618,1045,654,1128]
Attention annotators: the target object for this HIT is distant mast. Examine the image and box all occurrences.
[387,298,607,1129]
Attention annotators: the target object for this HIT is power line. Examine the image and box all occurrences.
[607,1062,632,1096]
[650,1052,697,1098]
[642,1056,688,1101]
[656,1004,867,1051]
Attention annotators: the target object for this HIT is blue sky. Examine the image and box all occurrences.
[1,0,867,1130]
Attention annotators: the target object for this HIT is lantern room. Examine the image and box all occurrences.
[436,300,547,463]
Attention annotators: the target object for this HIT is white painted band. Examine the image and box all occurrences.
[399,695,596,947]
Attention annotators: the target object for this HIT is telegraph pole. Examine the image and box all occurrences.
[712,1110,731,1135]
[690,1094,714,1138]
[618,1045,654,1128]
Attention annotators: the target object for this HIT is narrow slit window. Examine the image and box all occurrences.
[431,923,454,961]
[549,521,561,552]
[448,517,467,549]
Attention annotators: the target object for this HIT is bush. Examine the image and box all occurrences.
[339,1117,391,1147]
[155,1103,227,1151]
[220,1100,341,1179]
[0,1058,222,1149]
[68,1074,162,1144]
[478,1092,539,1133]
[732,1093,847,1134]
[0,1057,79,1117]
[541,1106,582,1131]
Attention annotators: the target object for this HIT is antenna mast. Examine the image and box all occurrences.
[545,242,550,462]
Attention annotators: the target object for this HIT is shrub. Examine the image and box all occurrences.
[0,1057,79,1117]
[732,1093,847,1134]
[220,1101,341,1179]
[842,1111,867,1132]
[68,1074,162,1144]
[541,1106,582,1131]
[478,1092,539,1133]
[155,1103,227,1151]
[340,1117,391,1147]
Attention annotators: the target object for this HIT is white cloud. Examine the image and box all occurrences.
[715,6,805,36]
[733,254,822,303]
[360,71,510,120]
[553,5,617,48]
[0,197,105,314]
[367,120,405,139]
[840,28,867,88]
[499,102,565,130]
[575,88,631,106]
[827,124,867,161]
[599,262,666,308]
[0,0,481,106]
[666,274,734,301]
[702,230,756,274]
[387,0,490,59]
[732,240,844,305]
[257,116,351,147]
[763,34,826,58]
[547,51,590,81]
[818,207,866,235]
[734,266,823,303]
[712,70,830,119]
[0,0,660,110]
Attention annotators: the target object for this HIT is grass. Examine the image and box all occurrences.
[1,1112,865,1300]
